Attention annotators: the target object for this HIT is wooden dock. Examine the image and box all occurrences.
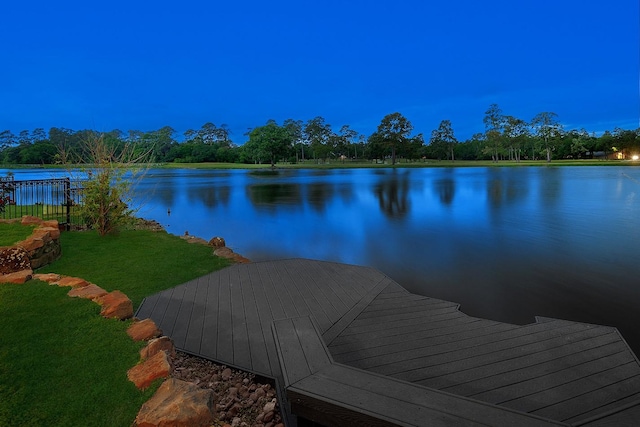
[136,259,640,426]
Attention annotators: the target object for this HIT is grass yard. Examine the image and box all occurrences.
[0,223,36,246]
[0,228,231,426]
[38,229,231,308]
[0,281,156,426]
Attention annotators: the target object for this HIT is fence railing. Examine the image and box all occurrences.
[0,176,85,230]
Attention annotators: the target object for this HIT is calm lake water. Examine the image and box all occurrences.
[4,166,640,353]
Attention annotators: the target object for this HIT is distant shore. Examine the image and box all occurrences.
[3,158,638,171]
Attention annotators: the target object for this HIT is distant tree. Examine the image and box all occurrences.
[17,130,32,146]
[216,124,231,145]
[429,119,457,160]
[613,127,639,159]
[354,134,367,159]
[598,131,615,159]
[199,122,218,144]
[183,129,199,143]
[456,133,486,160]
[405,133,425,159]
[247,121,292,167]
[503,116,528,162]
[0,130,16,151]
[570,137,587,158]
[531,112,562,162]
[284,119,304,161]
[20,141,57,164]
[337,124,358,159]
[483,104,504,162]
[32,128,47,142]
[304,116,334,162]
[371,112,414,165]
[48,128,74,164]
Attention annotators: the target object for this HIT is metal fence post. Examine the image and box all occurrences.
[64,178,71,231]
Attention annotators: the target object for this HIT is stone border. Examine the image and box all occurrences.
[0,216,62,282]
[181,233,252,264]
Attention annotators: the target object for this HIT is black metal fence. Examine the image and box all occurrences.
[0,176,85,230]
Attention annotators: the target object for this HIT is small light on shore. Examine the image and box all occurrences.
[632,155,639,161]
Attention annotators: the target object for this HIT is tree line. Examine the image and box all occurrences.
[2,105,639,165]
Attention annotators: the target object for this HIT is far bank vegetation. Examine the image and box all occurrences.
[2,105,639,166]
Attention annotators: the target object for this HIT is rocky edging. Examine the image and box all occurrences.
[179,234,252,264]
[0,216,62,283]
[127,319,284,427]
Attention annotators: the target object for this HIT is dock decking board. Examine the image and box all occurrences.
[436,334,627,395]
[274,316,567,427]
[136,258,640,426]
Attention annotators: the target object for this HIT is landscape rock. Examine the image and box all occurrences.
[221,367,232,381]
[33,226,61,240]
[230,253,251,264]
[180,234,209,245]
[134,378,215,427]
[208,236,226,247]
[213,246,251,264]
[132,218,165,232]
[214,247,234,258]
[127,350,173,390]
[140,336,176,360]
[171,351,283,426]
[127,318,162,341]
[0,246,31,274]
[53,276,90,288]
[0,269,33,284]
[17,237,45,253]
[20,215,42,225]
[33,273,61,283]
[96,290,134,320]
[41,220,60,228]
[67,283,108,300]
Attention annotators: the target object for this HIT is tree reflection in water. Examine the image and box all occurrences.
[374,171,411,219]
[246,184,302,212]
[434,178,455,206]
[187,185,231,208]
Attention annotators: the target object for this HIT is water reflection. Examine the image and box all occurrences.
[146,174,177,207]
[246,184,302,212]
[373,171,411,219]
[187,185,231,208]
[539,167,562,206]
[434,179,455,206]
[485,169,529,209]
[307,183,335,213]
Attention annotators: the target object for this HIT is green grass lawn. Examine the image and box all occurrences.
[0,281,155,426]
[0,223,36,246]
[38,229,231,308]
[1,229,231,426]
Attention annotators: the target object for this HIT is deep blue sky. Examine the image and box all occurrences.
[2,1,638,142]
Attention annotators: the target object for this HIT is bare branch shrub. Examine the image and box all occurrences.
[73,132,153,235]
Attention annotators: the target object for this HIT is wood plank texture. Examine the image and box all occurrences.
[276,316,566,426]
[136,258,640,426]
[328,284,640,424]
